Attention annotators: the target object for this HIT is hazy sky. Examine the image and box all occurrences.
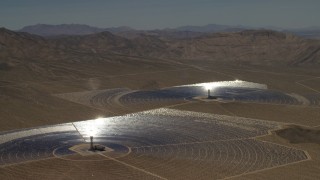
[0,0,319,30]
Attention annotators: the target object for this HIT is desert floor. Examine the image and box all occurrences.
[0,62,319,179]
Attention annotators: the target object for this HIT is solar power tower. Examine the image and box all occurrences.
[90,136,94,150]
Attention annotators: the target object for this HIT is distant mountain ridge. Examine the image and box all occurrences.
[1,27,320,86]
[169,24,248,32]
[1,27,319,68]
[19,24,103,36]
[18,23,250,37]
[19,24,136,36]
[286,26,320,39]
[18,23,320,39]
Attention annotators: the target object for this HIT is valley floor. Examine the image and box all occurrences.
[0,62,319,179]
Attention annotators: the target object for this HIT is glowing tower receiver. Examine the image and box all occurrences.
[83,117,107,152]
[202,83,214,99]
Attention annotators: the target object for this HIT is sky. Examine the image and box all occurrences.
[0,0,319,30]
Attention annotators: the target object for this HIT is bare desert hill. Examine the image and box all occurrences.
[1,27,320,84]
[175,30,320,65]
[0,28,184,83]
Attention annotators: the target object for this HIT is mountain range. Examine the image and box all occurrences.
[18,24,320,39]
[1,27,319,76]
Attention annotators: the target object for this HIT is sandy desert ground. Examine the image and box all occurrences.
[0,59,319,179]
